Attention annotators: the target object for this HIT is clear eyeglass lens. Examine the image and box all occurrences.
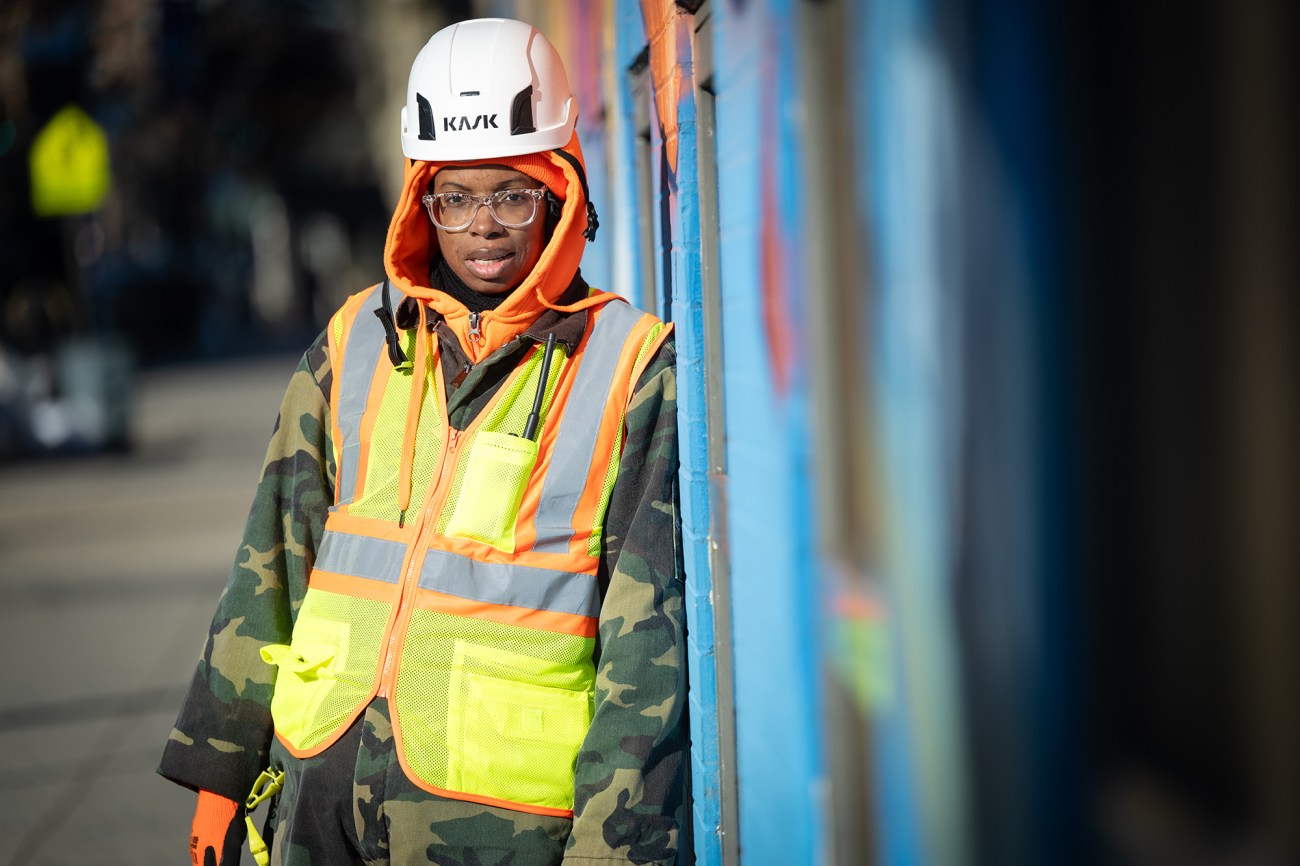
[431,189,539,229]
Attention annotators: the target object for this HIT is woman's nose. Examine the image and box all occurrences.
[468,201,505,236]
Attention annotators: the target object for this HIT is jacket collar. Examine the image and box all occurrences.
[395,271,591,356]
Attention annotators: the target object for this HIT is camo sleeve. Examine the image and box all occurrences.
[566,336,687,866]
[158,333,335,802]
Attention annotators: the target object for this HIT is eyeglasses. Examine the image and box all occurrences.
[421,188,547,231]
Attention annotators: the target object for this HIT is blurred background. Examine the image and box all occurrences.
[0,0,1297,865]
[0,0,465,457]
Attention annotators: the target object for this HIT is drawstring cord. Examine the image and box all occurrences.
[373,280,427,527]
[374,279,407,367]
[396,301,429,527]
[551,148,599,241]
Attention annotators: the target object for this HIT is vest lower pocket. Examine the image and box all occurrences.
[443,431,538,552]
[457,672,593,808]
[263,587,390,753]
[395,619,595,811]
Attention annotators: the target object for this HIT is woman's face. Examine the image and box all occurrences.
[430,165,548,295]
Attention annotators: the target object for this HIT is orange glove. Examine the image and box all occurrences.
[190,790,244,866]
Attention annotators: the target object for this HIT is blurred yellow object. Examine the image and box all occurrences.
[28,105,111,217]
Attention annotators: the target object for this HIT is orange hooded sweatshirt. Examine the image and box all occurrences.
[382,130,615,365]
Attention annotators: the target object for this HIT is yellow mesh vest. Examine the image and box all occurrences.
[263,288,668,816]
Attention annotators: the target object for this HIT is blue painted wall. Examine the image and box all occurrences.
[858,0,972,859]
[711,0,824,863]
[647,16,725,866]
[609,0,649,303]
[486,1,1077,864]
[611,3,732,865]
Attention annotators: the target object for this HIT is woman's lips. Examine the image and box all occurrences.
[465,250,515,280]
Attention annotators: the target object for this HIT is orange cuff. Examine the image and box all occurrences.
[190,790,240,866]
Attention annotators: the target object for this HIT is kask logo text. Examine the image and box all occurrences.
[443,114,500,132]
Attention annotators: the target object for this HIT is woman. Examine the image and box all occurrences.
[161,18,685,866]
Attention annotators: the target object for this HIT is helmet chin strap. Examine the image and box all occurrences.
[551,148,599,242]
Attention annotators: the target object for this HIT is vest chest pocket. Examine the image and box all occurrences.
[443,431,538,552]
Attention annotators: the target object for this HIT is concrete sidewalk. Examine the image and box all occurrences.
[0,354,299,866]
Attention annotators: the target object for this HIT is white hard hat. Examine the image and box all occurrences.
[401,18,578,162]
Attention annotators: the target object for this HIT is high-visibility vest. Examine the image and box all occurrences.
[29,105,111,217]
[260,283,669,817]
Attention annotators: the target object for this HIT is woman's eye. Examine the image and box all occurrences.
[442,194,470,206]
[499,191,527,204]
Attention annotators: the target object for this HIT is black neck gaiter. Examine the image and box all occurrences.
[430,256,508,313]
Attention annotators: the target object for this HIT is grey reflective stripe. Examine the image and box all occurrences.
[418,548,600,618]
[316,529,407,584]
[336,284,386,505]
[532,301,645,554]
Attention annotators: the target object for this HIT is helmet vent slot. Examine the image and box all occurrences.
[510,85,536,136]
[459,91,480,97]
[416,94,436,141]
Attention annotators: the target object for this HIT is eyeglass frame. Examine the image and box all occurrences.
[420,187,548,232]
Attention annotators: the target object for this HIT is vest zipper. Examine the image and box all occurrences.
[377,426,456,697]
[468,312,482,346]
[375,339,527,701]
[374,328,450,698]
[377,419,476,698]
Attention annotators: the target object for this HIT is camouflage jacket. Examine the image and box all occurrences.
[158,297,686,866]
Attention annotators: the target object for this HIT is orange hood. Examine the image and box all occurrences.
[382,130,615,362]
